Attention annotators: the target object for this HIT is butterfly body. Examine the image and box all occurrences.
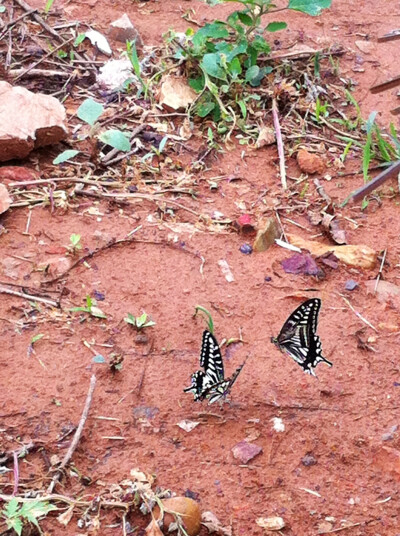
[272,298,332,376]
[184,330,245,404]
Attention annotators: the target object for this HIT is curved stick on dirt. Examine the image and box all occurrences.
[47,375,97,493]
[272,99,287,191]
[346,160,400,204]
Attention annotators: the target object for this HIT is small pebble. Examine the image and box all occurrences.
[345,279,358,291]
[240,243,252,255]
[265,276,272,282]
[301,453,317,466]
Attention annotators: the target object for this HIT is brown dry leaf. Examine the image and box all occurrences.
[255,126,275,148]
[287,234,376,269]
[202,511,232,536]
[57,505,74,526]
[253,218,280,252]
[145,519,163,536]
[179,118,193,140]
[159,75,197,111]
[321,214,347,245]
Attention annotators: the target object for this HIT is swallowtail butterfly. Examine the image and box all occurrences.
[184,330,245,404]
[271,298,332,376]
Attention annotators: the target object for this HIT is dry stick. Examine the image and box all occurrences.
[9,177,124,188]
[14,36,75,81]
[41,235,202,285]
[314,178,332,205]
[47,375,97,493]
[374,248,387,292]
[272,98,287,190]
[0,492,129,511]
[347,160,400,203]
[9,68,71,78]
[0,285,59,307]
[339,294,378,333]
[370,74,400,94]
[0,8,36,39]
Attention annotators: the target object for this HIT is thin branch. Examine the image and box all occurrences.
[0,285,59,307]
[272,98,287,190]
[47,375,97,493]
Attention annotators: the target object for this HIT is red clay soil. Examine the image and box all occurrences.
[1,1,400,535]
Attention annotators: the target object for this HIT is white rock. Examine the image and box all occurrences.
[0,184,11,214]
[109,13,142,46]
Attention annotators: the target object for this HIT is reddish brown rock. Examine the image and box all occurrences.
[109,14,143,47]
[0,184,11,214]
[374,446,400,478]
[0,166,39,187]
[0,81,67,162]
[297,149,325,175]
[43,256,71,277]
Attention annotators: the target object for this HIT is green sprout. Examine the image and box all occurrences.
[124,312,156,330]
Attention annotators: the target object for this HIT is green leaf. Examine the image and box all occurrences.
[188,76,205,92]
[44,0,55,14]
[226,41,248,62]
[200,53,227,80]
[196,100,215,118]
[74,33,86,47]
[93,354,106,363]
[124,313,136,325]
[136,313,148,328]
[237,11,253,25]
[238,100,247,119]
[229,57,242,76]
[266,21,287,32]
[5,498,20,517]
[288,0,332,16]
[6,517,22,536]
[245,65,260,82]
[251,35,271,54]
[0,5,6,12]
[99,130,131,152]
[70,233,81,246]
[31,334,44,344]
[192,22,229,47]
[53,150,80,165]
[365,111,377,134]
[77,98,104,126]
[20,501,57,524]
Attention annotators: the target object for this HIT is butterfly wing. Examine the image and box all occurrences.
[272,299,332,375]
[200,330,224,384]
[206,362,245,405]
[183,370,207,400]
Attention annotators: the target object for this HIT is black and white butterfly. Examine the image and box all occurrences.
[184,330,245,404]
[271,298,332,376]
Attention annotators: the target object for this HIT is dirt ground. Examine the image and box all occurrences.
[1,0,400,535]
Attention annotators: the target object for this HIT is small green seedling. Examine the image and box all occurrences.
[124,312,156,330]
[1,498,57,536]
[194,305,214,333]
[67,233,83,255]
[70,296,107,319]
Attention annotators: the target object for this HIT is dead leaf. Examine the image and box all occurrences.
[355,40,375,54]
[153,498,201,536]
[159,75,197,111]
[202,511,232,536]
[281,253,323,277]
[255,126,275,148]
[321,214,347,245]
[218,259,234,282]
[287,234,376,269]
[256,516,285,531]
[179,117,193,140]
[57,506,74,526]
[317,252,339,270]
[145,519,163,536]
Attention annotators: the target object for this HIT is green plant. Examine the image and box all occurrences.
[125,39,149,96]
[1,497,56,536]
[124,312,156,330]
[167,0,331,122]
[314,96,329,123]
[67,233,83,254]
[70,296,107,319]
[194,305,214,333]
[53,98,132,164]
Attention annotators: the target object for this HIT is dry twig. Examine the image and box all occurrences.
[47,375,97,493]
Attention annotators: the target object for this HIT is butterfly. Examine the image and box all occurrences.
[271,298,332,376]
[184,330,245,404]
